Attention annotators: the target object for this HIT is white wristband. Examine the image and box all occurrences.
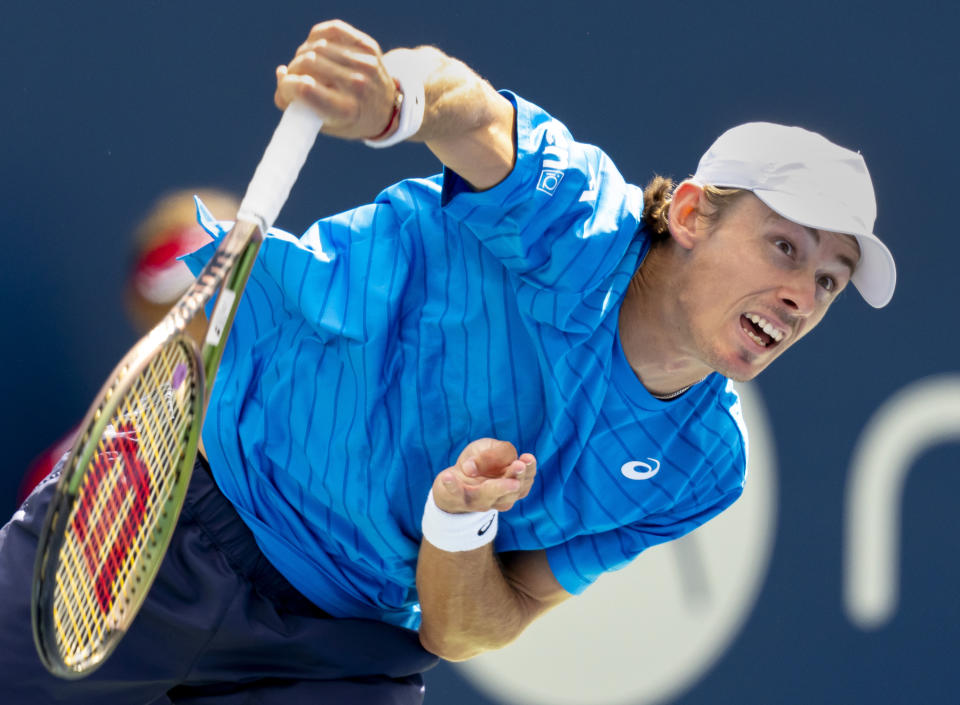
[364,63,425,148]
[421,490,498,552]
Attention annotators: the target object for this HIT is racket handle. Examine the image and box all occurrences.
[237,101,324,232]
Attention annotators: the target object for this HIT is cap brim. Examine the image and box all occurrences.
[850,234,897,309]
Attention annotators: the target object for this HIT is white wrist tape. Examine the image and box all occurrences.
[421,490,498,552]
[364,63,426,148]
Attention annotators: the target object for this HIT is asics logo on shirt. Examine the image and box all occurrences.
[621,458,661,480]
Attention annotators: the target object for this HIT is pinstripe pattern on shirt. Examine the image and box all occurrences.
[182,92,746,629]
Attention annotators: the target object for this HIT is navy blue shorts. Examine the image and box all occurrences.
[0,455,438,704]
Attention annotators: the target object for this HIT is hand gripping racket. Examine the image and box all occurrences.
[31,101,323,679]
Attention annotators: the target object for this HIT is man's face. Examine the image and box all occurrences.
[676,193,861,382]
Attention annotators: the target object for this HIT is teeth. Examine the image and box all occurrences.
[762,322,781,341]
[746,313,785,342]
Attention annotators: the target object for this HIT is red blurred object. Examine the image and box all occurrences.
[18,428,77,505]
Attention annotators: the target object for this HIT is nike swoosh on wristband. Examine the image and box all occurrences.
[477,514,496,536]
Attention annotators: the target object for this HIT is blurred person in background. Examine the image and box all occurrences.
[15,188,239,505]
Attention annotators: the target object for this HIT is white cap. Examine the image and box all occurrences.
[692,122,896,308]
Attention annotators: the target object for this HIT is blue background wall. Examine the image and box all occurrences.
[2,2,957,703]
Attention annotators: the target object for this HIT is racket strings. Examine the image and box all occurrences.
[51,342,197,667]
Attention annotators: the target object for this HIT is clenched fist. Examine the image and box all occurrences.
[274,19,398,140]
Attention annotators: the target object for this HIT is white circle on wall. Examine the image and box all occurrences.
[456,382,778,705]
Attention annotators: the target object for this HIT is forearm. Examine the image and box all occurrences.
[384,46,516,189]
[416,541,541,661]
[414,439,565,660]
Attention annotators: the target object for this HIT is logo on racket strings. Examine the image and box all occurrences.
[70,422,152,615]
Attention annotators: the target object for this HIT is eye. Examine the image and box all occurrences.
[774,239,794,256]
[818,274,837,292]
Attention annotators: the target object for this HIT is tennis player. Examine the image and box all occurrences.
[1,18,895,704]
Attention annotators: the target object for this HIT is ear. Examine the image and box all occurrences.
[667,180,705,250]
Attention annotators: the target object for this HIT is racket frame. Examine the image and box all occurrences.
[31,333,204,678]
[31,221,262,678]
[30,99,322,679]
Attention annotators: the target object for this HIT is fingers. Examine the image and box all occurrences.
[457,437,520,477]
[289,49,356,93]
[295,35,382,74]
[274,65,289,109]
[274,57,357,120]
[496,454,536,510]
[434,449,537,514]
[289,41,380,89]
[274,19,394,139]
[305,19,382,55]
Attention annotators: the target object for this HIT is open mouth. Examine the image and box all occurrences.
[739,313,785,349]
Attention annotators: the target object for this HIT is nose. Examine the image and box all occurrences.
[777,272,816,317]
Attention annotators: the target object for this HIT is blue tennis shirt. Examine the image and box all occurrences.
[184,91,747,629]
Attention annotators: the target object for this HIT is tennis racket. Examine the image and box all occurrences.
[31,101,323,679]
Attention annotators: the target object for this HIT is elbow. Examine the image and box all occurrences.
[418,629,494,662]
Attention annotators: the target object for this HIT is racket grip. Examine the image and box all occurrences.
[237,101,324,232]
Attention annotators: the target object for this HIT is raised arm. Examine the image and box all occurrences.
[274,19,515,190]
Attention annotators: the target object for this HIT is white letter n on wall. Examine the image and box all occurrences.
[844,375,960,630]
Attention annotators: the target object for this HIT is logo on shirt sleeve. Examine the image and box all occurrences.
[536,123,569,196]
[537,169,565,195]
